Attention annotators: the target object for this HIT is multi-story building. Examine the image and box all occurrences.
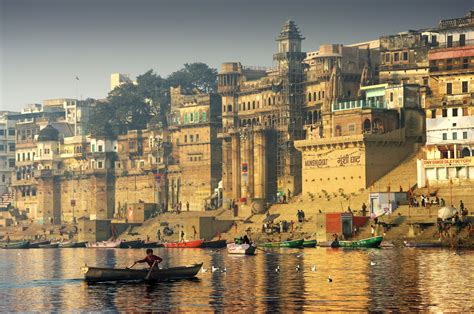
[218,21,307,209]
[296,81,424,195]
[168,86,222,211]
[0,111,18,195]
[417,11,474,187]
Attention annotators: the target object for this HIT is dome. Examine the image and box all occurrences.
[38,125,59,142]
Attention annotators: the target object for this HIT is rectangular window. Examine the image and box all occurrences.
[98,145,103,152]
[394,52,399,62]
[91,144,95,152]
[196,134,199,142]
[452,132,457,140]
[452,108,458,117]
[0,129,4,136]
[9,144,15,151]
[462,81,468,93]
[463,132,468,139]
[190,135,194,142]
[8,159,14,167]
[390,92,394,102]
[431,109,436,118]
[0,145,4,151]
[442,108,448,117]
[431,35,437,45]
[403,51,408,61]
[8,129,15,136]
[385,53,390,63]
[442,133,447,140]
[459,34,466,46]
[463,58,469,69]
[98,161,103,168]
[184,135,187,143]
[446,83,452,95]
[348,124,356,133]
[447,35,453,47]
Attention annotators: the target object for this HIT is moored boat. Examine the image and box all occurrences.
[59,241,87,248]
[39,242,59,248]
[86,240,122,248]
[29,240,51,248]
[119,240,144,249]
[333,236,383,248]
[1,241,30,249]
[303,239,317,248]
[141,242,163,248]
[163,239,204,248]
[260,239,304,248]
[201,239,227,249]
[403,241,443,248]
[81,263,203,282]
[227,243,257,255]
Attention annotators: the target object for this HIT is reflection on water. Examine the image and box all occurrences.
[1,247,473,312]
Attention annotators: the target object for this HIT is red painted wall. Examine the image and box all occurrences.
[326,213,342,233]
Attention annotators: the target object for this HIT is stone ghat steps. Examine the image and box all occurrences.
[416,184,474,211]
[118,209,232,242]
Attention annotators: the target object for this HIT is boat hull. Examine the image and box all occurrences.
[86,240,122,248]
[59,241,87,248]
[39,243,59,248]
[1,241,30,249]
[119,240,144,248]
[163,239,204,248]
[335,236,383,248]
[260,239,304,248]
[227,243,256,255]
[29,240,50,248]
[303,240,317,248]
[82,263,203,282]
[201,240,227,248]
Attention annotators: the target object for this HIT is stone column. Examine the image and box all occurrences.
[231,134,241,201]
[253,130,266,199]
[248,131,254,198]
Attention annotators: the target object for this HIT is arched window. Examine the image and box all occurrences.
[195,112,199,123]
[363,119,371,132]
[184,113,189,124]
[257,101,260,108]
[201,111,207,122]
[268,97,272,106]
[313,92,317,100]
[335,125,342,136]
[252,101,256,109]
[247,102,251,110]
[372,118,383,133]
[308,93,312,102]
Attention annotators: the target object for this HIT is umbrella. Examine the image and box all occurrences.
[438,206,456,220]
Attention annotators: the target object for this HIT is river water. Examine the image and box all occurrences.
[1,247,473,312]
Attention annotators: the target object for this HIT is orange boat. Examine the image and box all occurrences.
[163,239,204,248]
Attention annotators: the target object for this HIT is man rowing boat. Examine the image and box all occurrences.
[127,249,163,269]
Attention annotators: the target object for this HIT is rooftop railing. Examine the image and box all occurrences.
[332,99,387,112]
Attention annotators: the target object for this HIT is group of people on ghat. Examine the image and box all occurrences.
[437,200,472,238]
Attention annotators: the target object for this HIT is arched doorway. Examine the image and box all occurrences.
[363,119,371,133]
[461,147,471,158]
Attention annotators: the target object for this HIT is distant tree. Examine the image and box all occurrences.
[167,62,218,94]
[84,63,217,136]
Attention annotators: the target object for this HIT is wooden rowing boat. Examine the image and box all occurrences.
[81,263,203,282]
[38,242,59,248]
[201,239,227,248]
[29,240,50,248]
[163,239,204,248]
[303,239,317,248]
[1,241,30,249]
[227,243,256,255]
[86,240,122,248]
[59,241,87,248]
[119,240,144,248]
[260,239,304,248]
[333,236,383,248]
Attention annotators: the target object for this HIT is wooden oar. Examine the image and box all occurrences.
[145,261,157,280]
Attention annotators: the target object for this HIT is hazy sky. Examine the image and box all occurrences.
[0,0,471,111]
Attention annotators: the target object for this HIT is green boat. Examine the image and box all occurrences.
[1,241,30,249]
[260,239,304,248]
[334,236,383,248]
[303,239,317,248]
